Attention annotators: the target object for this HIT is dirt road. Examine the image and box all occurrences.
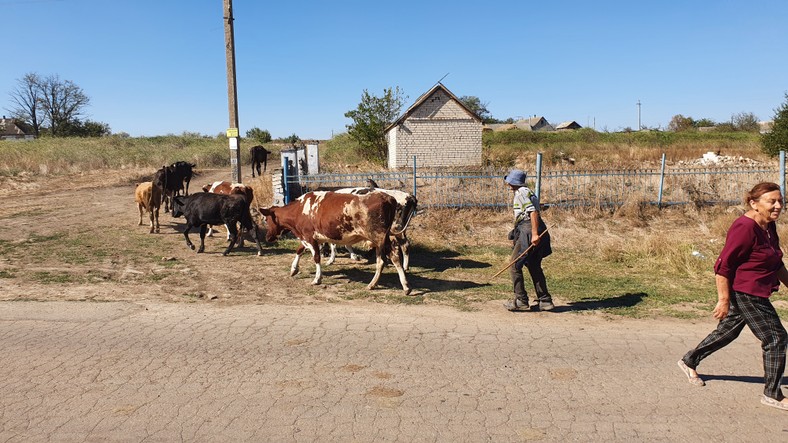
[0,169,786,441]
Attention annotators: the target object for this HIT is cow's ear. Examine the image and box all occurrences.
[259,207,272,216]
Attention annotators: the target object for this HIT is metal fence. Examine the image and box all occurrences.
[286,152,786,210]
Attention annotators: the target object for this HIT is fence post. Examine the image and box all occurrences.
[412,155,417,197]
[535,152,543,199]
[283,163,290,204]
[658,153,666,208]
[780,151,786,202]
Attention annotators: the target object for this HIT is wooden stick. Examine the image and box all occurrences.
[491,227,549,278]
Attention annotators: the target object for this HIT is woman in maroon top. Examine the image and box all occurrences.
[679,182,788,411]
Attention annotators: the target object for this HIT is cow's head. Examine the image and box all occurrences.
[258,206,284,243]
[171,196,186,218]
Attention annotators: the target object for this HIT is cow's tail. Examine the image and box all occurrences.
[390,196,417,236]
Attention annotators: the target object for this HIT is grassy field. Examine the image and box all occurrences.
[2,130,787,319]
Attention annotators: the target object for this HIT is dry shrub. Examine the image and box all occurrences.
[245,173,274,209]
[613,193,658,227]
[413,208,510,248]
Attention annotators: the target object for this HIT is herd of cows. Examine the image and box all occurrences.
[133,155,418,295]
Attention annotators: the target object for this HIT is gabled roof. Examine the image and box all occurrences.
[0,117,31,137]
[556,121,582,130]
[385,83,482,133]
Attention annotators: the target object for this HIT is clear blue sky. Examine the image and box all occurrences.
[2,0,787,139]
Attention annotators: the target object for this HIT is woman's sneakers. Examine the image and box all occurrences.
[761,395,788,411]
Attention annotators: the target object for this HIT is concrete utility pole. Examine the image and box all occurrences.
[637,99,642,130]
[223,0,241,182]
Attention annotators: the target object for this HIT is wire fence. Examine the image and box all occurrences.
[286,153,785,210]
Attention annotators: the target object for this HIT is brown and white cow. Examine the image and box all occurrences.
[330,187,417,270]
[259,191,411,294]
[202,181,255,246]
[134,181,162,233]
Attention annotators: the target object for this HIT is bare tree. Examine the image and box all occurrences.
[6,72,43,137]
[38,74,90,136]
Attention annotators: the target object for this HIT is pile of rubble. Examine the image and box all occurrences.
[677,151,763,167]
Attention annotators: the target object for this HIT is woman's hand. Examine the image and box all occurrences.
[712,300,729,320]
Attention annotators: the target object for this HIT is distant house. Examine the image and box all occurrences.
[759,121,774,134]
[0,116,34,140]
[555,121,582,131]
[385,83,482,169]
[485,116,554,132]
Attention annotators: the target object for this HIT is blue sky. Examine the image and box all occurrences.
[2,0,787,139]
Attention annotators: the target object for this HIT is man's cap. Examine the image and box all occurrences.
[504,169,527,186]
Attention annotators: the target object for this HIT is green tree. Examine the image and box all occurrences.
[762,93,788,156]
[459,95,493,123]
[246,127,272,143]
[668,114,696,132]
[344,86,406,163]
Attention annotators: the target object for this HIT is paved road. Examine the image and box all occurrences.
[1,301,786,442]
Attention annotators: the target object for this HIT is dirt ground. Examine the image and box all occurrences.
[0,168,508,307]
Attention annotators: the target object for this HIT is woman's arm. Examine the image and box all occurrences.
[713,274,732,320]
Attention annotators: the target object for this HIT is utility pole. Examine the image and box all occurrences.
[223,0,241,182]
[637,99,642,130]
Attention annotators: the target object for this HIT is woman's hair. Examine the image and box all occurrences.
[744,182,781,206]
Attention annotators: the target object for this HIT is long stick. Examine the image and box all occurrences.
[491,227,549,278]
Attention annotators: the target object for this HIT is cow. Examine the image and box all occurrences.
[134,181,162,233]
[153,161,196,213]
[259,191,411,294]
[202,180,255,246]
[328,186,417,270]
[171,192,263,256]
[250,145,269,177]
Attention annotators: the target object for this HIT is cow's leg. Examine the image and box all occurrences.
[290,244,306,276]
[366,244,386,290]
[137,203,144,226]
[251,161,256,178]
[306,241,322,285]
[148,209,155,234]
[183,223,195,250]
[388,237,411,295]
[249,223,264,256]
[256,162,262,177]
[153,206,160,233]
[222,223,239,256]
[347,245,361,261]
[399,232,410,271]
[326,243,337,265]
[207,225,214,237]
[197,224,207,253]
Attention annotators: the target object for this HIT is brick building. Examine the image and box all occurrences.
[385,83,482,169]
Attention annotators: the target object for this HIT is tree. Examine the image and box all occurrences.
[5,72,92,137]
[344,86,406,163]
[6,72,43,137]
[39,74,90,136]
[762,93,788,156]
[245,127,272,144]
[668,114,696,132]
[731,112,759,132]
[458,95,493,123]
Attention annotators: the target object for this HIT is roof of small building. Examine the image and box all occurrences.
[555,121,582,130]
[0,117,31,137]
[385,83,482,133]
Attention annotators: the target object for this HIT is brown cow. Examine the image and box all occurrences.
[134,181,162,233]
[259,191,411,294]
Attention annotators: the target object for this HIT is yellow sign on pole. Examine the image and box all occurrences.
[226,128,239,138]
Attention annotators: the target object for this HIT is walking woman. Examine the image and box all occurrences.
[678,182,788,411]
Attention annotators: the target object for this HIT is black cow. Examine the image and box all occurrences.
[153,161,196,213]
[250,145,269,177]
[171,193,263,256]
